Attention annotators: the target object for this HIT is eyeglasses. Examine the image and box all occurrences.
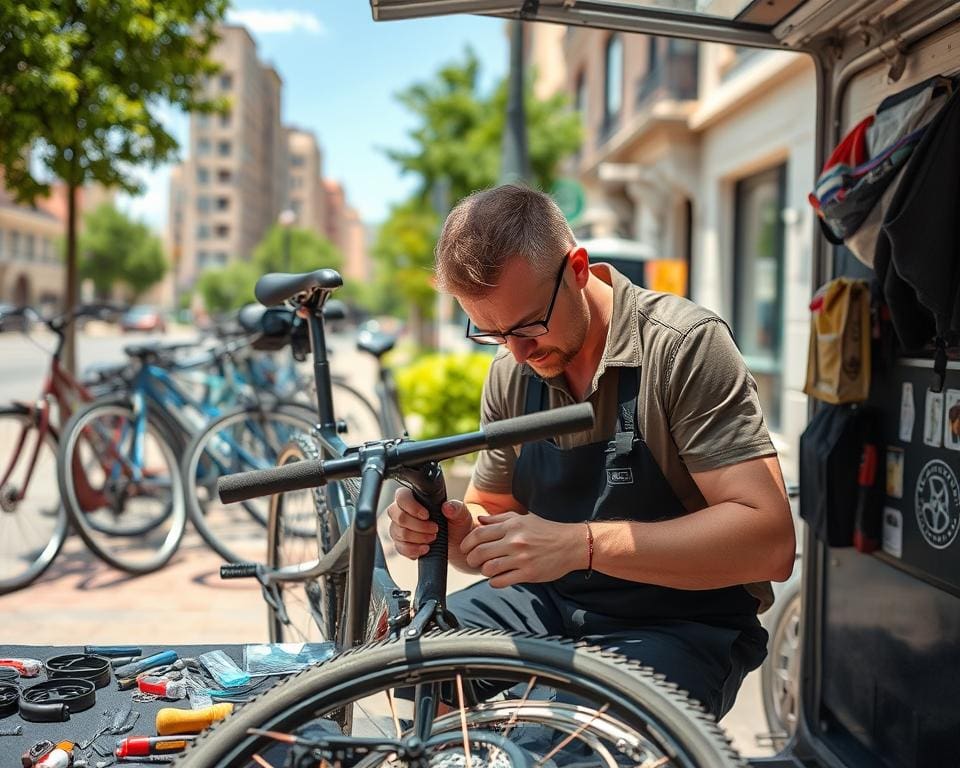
[465,252,570,345]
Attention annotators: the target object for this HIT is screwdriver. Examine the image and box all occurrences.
[0,658,42,677]
[115,736,195,758]
[156,703,233,735]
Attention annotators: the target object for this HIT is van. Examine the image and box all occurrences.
[374,3,960,767]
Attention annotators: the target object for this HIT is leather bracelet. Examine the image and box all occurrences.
[20,678,96,721]
[0,682,19,718]
[584,522,594,579]
[46,653,112,689]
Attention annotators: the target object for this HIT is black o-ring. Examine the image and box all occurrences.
[0,683,19,718]
[45,654,112,689]
[21,678,96,716]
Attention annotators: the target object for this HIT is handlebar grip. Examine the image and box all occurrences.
[483,403,594,450]
[220,563,259,579]
[217,459,324,505]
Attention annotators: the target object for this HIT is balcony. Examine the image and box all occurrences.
[635,43,699,112]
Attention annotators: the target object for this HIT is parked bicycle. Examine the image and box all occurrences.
[0,304,126,594]
[174,269,744,768]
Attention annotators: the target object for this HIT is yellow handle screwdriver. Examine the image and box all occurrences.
[156,703,234,735]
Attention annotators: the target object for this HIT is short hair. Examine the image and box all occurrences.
[434,184,574,297]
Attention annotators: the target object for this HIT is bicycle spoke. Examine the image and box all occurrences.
[455,674,474,768]
[502,676,537,737]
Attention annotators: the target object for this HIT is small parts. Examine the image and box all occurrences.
[0,658,43,678]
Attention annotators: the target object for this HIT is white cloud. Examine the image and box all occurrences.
[226,9,325,35]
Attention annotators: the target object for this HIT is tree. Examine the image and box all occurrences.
[0,0,228,369]
[385,49,582,207]
[78,202,167,300]
[253,225,343,275]
[196,261,257,315]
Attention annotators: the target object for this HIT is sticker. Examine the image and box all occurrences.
[899,382,915,442]
[882,507,902,558]
[923,389,944,448]
[914,459,960,550]
[944,389,960,451]
[886,447,904,499]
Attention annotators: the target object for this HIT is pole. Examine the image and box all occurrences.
[283,226,291,272]
[499,20,531,185]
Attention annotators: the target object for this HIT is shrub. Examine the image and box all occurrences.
[395,352,492,440]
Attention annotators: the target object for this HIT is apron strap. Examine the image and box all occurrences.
[523,374,546,416]
[610,367,642,457]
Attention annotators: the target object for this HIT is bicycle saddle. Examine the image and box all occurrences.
[356,328,396,358]
[255,269,343,307]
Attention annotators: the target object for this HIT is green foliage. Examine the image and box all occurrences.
[395,352,493,440]
[196,261,257,315]
[0,1,228,201]
[78,203,167,299]
[253,225,343,275]
[384,48,583,207]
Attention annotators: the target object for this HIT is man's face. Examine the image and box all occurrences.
[459,255,589,378]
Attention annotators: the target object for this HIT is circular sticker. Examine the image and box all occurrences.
[914,459,960,550]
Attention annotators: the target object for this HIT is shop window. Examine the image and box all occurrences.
[733,164,787,430]
[603,34,623,138]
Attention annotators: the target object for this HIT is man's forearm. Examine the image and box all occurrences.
[589,503,795,588]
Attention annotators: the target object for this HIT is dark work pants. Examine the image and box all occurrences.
[447,579,768,720]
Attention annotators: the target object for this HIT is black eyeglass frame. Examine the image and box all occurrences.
[465,251,571,345]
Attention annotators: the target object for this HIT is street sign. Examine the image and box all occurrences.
[551,178,586,223]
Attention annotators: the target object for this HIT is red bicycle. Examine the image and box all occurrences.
[0,305,125,594]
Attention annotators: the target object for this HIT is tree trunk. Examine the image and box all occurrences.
[63,182,79,375]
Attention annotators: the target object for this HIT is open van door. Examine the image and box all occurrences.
[370,2,960,768]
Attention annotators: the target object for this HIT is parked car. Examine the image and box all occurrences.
[120,305,167,333]
[0,303,34,333]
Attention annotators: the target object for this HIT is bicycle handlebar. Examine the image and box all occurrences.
[217,402,595,505]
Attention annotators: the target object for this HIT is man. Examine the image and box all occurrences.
[387,184,795,719]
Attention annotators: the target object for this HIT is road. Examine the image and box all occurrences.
[0,326,774,760]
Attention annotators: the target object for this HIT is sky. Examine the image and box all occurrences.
[117,2,509,233]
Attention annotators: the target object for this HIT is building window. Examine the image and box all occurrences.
[219,111,231,128]
[216,197,229,211]
[196,114,210,129]
[220,73,233,90]
[217,140,231,157]
[733,164,787,430]
[217,168,232,184]
[290,154,306,168]
[647,36,659,75]
[0,230,4,260]
[196,166,210,185]
[197,224,211,240]
[196,196,211,213]
[11,231,21,259]
[215,224,229,238]
[215,251,228,265]
[603,35,623,138]
[197,138,211,156]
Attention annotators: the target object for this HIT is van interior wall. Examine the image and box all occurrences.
[809,16,960,768]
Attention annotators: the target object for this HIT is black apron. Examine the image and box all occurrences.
[511,367,760,628]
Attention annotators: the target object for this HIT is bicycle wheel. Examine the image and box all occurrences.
[0,405,68,594]
[330,379,383,442]
[183,403,316,563]
[57,397,187,574]
[267,434,347,643]
[761,581,801,751]
[175,629,744,768]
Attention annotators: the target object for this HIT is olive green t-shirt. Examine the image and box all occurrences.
[471,263,777,612]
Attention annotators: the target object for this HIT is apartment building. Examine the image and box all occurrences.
[532,26,815,478]
[285,127,327,236]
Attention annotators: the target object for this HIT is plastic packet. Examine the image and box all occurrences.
[243,643,336,676]
[199,649,251,688]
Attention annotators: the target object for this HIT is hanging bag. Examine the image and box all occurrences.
[804,278,871,404]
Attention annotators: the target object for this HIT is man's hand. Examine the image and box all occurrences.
[460,511,586,588]
[386,487,475,560]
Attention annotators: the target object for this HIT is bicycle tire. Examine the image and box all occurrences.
[329,379,383,443]
[761,581,801,751]
[0,405,68,594]
[57,396,187,575]
[182,402,316,563]
[175,629,745,768]
[267,434,346,643]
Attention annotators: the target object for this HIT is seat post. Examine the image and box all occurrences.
[305,307,337,430]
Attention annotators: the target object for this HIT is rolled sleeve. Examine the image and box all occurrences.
[666,319,776,473]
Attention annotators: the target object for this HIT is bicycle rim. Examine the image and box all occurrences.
[184,404,315,563]
[58,399,186,574]
[0,407,67,594]
[175,630,744,768]
[267,434,346,643]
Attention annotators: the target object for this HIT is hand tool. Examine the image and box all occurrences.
[84,646,142,658]
[113,651,178,681]
[21,740,55,767]
[115,736,195,758]
[35,748,71,768]
[155,702,233,735]
[0,658,43,677]
[137,676,187,700]
[109,657,139,670]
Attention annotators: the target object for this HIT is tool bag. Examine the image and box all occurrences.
[804,277,871,404]
[808,75,953,267]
